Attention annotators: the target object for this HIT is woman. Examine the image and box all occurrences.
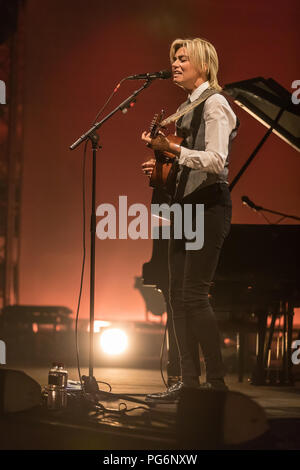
[142,38,238,401]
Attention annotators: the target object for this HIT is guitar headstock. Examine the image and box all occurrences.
[149,109,164,138]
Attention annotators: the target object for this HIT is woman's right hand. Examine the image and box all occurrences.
[141,158,156,178]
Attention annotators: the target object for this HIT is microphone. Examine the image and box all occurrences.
[241,196,262,211]
[127,70,172,80]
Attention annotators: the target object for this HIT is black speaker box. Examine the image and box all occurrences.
[0,369,41,414]
[176,388,268,449]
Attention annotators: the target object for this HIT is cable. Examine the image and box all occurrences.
[96,380,112,392]
[274,216,287,224]
[91,401,174,427]
[118,402,149,413]
[73,76,166,409]
[91,77,127,124]
[78,394,150,418]
[75,139,88,393]
[75,77,128,392]
[111,392,148,396]
[159,320,168,388]
[74,139,115,395]
[260,211,288,225]
[259,211,272,224]
[94,390,150,406]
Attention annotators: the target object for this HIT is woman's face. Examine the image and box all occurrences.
[172,46,205,92]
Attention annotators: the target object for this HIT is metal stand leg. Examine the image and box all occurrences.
[287,303,294,385]
[237,330,245,383]
[252,310,267,385]
[264,310,277,384]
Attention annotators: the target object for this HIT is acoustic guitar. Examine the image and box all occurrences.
[147,89,217,195]
[148,110,183,195]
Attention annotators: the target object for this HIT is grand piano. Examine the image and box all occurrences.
[142,77,300,385]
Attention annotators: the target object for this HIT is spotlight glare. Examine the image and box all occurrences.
[100,328,128,355]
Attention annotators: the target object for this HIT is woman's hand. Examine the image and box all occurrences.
[141,131,181,156]
[141,131,153,146]
[141,158,156,178]
[141,131,170,153]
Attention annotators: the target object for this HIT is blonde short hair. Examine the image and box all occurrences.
[170,38,222,92]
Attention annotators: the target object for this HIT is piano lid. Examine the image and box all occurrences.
[223,77,300,152]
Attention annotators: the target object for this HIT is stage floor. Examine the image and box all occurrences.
[10,365,300,420]
[1,365,300,450]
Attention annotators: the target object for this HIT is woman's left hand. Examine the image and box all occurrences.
[141,131,170,153]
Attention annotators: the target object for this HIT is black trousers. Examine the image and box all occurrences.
[168,183,232,383]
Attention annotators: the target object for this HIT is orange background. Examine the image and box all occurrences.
[20,0,300,322]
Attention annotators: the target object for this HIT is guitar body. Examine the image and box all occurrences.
[148,110,182,195]
[149,134,182,194]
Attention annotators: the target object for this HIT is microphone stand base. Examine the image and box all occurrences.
[82,375,100,395]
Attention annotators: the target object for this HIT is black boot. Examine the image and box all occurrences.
[145,381,198,403]
[200,378,228,391]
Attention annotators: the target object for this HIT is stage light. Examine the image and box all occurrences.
[100,328,128,355]
[87,320,111,333]
[93,320,111,333]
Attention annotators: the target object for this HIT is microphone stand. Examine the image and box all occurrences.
[69,78,154,394]
[242,197,300,223]
[256,207,300,223]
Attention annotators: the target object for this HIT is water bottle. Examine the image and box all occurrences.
[57,363,68,388]
[48,362,59,386]
[47,362,68,410]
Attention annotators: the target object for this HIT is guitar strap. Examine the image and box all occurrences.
[161,88,218,127]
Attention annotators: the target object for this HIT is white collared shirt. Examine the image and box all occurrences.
[178,81,237,174]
